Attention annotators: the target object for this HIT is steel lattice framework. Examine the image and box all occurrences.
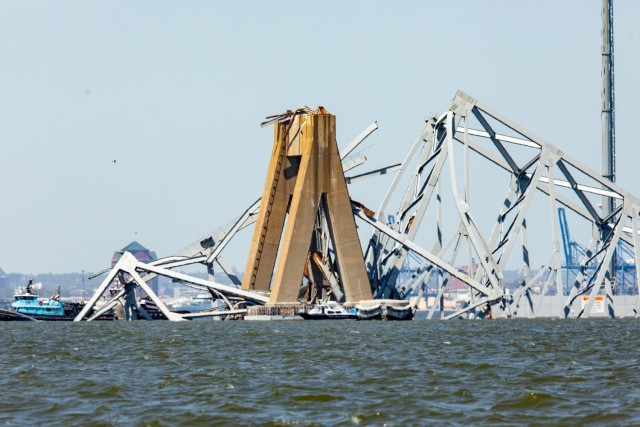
[76,91,640,321]
[74,121,386,321]
[359,90,640,319]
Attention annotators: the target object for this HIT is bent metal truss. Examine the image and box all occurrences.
[362,91,640,319]
[76,91,640,321]
[74,115,386,321]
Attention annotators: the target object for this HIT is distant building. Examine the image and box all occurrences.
[448,260,479,292]
[111,241,159,296]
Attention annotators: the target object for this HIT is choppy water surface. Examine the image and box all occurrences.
[1,319,639,426]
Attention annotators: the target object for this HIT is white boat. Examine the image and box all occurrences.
[299,302,357,320]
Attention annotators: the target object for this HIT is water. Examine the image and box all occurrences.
[1,319,639,426]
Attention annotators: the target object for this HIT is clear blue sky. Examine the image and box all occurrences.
[1,1,638,274]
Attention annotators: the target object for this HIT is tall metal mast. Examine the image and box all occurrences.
[602,0,615,279]
[602,0,615,193]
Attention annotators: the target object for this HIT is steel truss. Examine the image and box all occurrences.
[76,121,387,321]
[74,202,266,321]
[362,90,640,319]
[78,92,640,321]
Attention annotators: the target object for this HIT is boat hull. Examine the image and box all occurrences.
[356,300,415,321]
[0,308,36,321]
[299,313,356,320]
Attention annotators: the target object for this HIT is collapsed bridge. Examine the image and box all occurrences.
[75,91,640,321]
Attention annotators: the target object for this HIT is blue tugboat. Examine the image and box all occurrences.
[0,280,87,321]
[12,281,64,318]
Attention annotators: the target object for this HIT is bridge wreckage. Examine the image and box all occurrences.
[75,91,640,321]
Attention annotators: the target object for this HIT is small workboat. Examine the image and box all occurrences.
[137,296,191,320]
[6,280,87,321]
[299,301,357,320]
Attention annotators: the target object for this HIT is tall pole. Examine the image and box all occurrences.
[602,0,616,278]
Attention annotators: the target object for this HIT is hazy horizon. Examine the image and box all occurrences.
[2,1,639,274]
